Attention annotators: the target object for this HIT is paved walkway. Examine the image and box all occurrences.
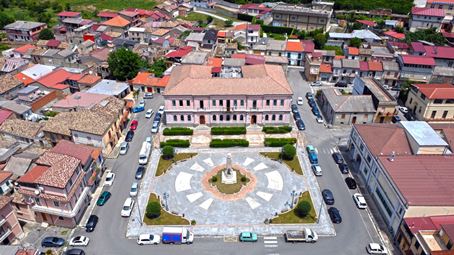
[126,148,335,238]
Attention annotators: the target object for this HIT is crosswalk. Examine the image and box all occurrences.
[263,236,278,248]
[316,147,339,155]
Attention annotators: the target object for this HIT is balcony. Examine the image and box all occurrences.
[0,228,12,243]
[32,187,89,218]
[0,217,5,226]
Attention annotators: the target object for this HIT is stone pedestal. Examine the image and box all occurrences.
[221,170,237,184]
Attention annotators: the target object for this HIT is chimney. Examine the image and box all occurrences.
[388,151,395,161]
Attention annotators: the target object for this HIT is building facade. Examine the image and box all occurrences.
[4,21,47,42]
[271,4,332,32]
[0,196,24,245]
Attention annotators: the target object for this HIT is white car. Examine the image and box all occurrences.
[121,197,135,217]
[353,193,367,209]
[119,142,129,155]
[137,234,161,245]
[104,171,115,186]
[146,137,152,143]
[297,97,304,105]
[69,236,90,246]
[398,106,408,113]
[139,100,145,107]
[144,93,153,99]
[145,109,154,119]
[311,81,322,86]
[151,121,159,133]
[311,165,322,176]
[130,182,138,197]
[316,116,324,123]
[158,105,165,115]
[366,243,388,254]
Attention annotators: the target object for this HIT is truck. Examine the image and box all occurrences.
[306,145,318,165]
[161,227,194,244]
[138,141,151,165]
[284,228,318,243]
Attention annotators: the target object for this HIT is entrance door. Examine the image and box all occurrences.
[352,116,357,124]
[200,115,206,124]
[251,115,257,124]
[226,100,230,111]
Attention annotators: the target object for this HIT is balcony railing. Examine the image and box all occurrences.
[32,187,90,218]
[0,217,6,226]
[0,228,12,243]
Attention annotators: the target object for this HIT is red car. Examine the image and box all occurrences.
[130,120,139,130]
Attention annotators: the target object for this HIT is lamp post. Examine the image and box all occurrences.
[136,198,143,226]
[163,192,169,211]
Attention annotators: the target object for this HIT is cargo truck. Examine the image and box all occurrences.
[284,228,318,243]
[162,227,194,244]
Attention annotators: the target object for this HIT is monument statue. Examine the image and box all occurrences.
[222,153,237,184]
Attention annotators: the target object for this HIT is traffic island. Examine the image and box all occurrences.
[209,169,250,194]
[143,193,190,225]
[155,153,198,176]
[271,191,316,224]
[260,152,303,175]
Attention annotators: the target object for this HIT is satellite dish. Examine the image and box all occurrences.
[34,190,40,195]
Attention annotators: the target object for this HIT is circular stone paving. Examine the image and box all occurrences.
[153,152,307,225]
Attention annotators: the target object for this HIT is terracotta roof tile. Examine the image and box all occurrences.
[286,41,303,52]
[17,165,48,184]
[14,44,36,54]
[0,74,22,94]
[413,83,454,99]
[207,57,223,67]
[36,68,72,89]
[367,61,383,71]
[348,47,359,55]
[0,171,12,183]
[384,30,405,40]
[401,55,436,66]
[412,7,445,17]
[354,124,413,156]
[0,109,13,125]
[0,119,43,139]
[34,152,80,188]
[319,63,332,73]
[50,140,95,165]
[77,74,101,85]
[102,16,130,27]
[0,195,12,210]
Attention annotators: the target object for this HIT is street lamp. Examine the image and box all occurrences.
[163,192,169,211]
[136,198,143,226]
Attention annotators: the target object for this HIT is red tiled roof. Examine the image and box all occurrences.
[0,196,12,210]
[413,83,454,99]
[411,42,426,52]
[423,45,454,60]
[0,109,13,125]
[411,7,445,17]
[68,73,84,81]
[50,140,95,166]
[368,61,383,71]
[14,44,36,54]
[360,61,369,71]
[36,69,72,89]
[286,41,303,52]
[247,24,261,31]
[102,16,130,27]
[58,11,80,17]
[384,30,405,40]
[15,73,34,85]
[427,0,454,3]
[46,39,61,48]
[165,46,192,58]
[354,124,413,156]
[379,155,454,206]
[234,23,247,31]
[401,55,436,65]
[334,55,345,60]
[211,66,221,73]
[77,74,101,85]
[348,47,359,55]
[53,91,108,110]
[403,215,454,234]
[18,165,48,184]
[245,54,265,65]
[207,57,223,67]
[0,171,12,184]
[98,11,118,18]
[319,63,332,73]
[217,31,226,37]
[131,71,169,87]
[357,20,376,27]
[388,41,410,49]
[302,40,314,53]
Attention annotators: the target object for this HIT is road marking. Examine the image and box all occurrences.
[264,240,278,244]
[223,236,238,242]
[264,245,278,248]
[199,198,213,210]
[253,162,267,171]
[186,192,203,203]
[245,197,261,209]
[256,191,273,201]
[190,162,205,172]
[263,236,277,240]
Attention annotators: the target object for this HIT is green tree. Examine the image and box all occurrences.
[398,80,413,103]
[146,201,161,219]
[38,28,54,40]
[405,28,446,46]
[349,37,362,48]
[224,19,233,27]
[0,12,13,29]
[281,144,296,160]
[206,16,213,24]
[108,48,146,81]
[295,201,311,218]
[150,58,167,78]
[394,26,404,33]
[313,33,327,49]
[162,145,175,160]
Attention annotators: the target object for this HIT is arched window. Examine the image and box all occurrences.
[279,114,283,121]
[272,114,276,121]
[213,115,217,121]
[233,115,237,121]
[240,115,244,121]
[220,115,224,121]
[226,115,230,121]
[173,115,177,121]
[265,115,269,121]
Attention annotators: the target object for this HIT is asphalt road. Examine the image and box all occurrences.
[67,71,385,255]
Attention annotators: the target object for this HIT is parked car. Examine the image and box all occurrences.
[332,152,344,164]
[65,249,85,255]
[391,115,401,123]
[239,232,258,242]
[316,115,323,123]
[334,80,348,87]
[137,234,161,245]
[125,130,134,142]
[404,112,416,121]
[339,163,349,174]
[132,105,144,113]
[69,236,90,246]
[153,113,161,122]
[144,93,153,99]
[353,193,367,209]
[311,107,320,116]
[398,106,408,113]
[366,243,388,254]
[308,99,316,108]
[104,171,115,186]
[138,100,145,107]
[130,120,139,130]
[293,112,301,121]
[306,92,314,99]
[322,189,335,205]
[306,145,318,165]
[296,119,305,130]
[135,166,145,180]
[119,142,129,155]
[85,215,98,232]
[130,182,138,197]
[291,104,299,113]
[158,105,165,115]
[345,177,357,189]
[297,97,304,105]
[311,165,322,176]
[328,207,342,224]
[96,191,111,206]
[41,237,65,247]
[145,109,154,119]
[151,121,159,133]
[121,197,135,217]
[311,81,322,86]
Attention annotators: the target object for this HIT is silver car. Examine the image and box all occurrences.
[130,182,138,197]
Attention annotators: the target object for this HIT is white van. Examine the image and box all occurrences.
[138,141,151,165]
[121,197,134,217]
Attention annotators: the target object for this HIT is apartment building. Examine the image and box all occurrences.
[405,83,454,122]
[397,55,435,83]
[0,196,24,245]
[271,3,332,32]
[409,7,445,32]
[426,0,454,15]
[163,64,293,126]
[4,21,47,42]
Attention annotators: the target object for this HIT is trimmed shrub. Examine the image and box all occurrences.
[264,138,297,147]
[191,220,196,225]
[163,127,193,136]
[210,139,249,148]
[281,144,296,160]
[295,201,311,218]
[261,25,293,35]
[262,126,292,134]
[162,145,175,159]
[146,201,161,219]
[160,139,190,148]
[211,127,246,135]
[211,176,218,182]
[241,176,247,182]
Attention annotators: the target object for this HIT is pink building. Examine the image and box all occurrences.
[163,64,293,126]
[0,196,24,245]
[17,152,90,228]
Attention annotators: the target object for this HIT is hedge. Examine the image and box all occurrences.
[163,127,193,136]
[210,139,249,148]
[146,201,161,219]
[162,145,175,159]
[160,139,190,148]
[211,127,246,135]
[281,144,296,160]
[264,138,297,147]
[237,13,254,22]
[262,126,292,134]
[261,25,294,35]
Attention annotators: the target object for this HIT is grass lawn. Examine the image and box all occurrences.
[61,0,157,11]
[155,153,197,176]
[210,170,249,194]
[181,12,211,22]
[260,152,303,175]
[143,194,190,225]
[271,191,316,224]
